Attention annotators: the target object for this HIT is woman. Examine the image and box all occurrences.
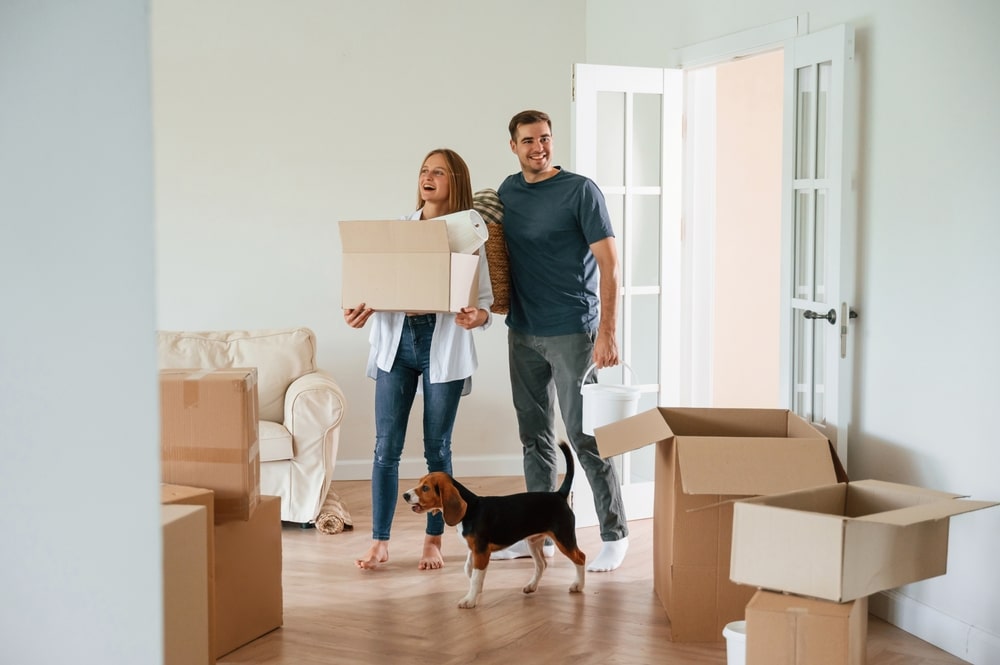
[344,148,493,570]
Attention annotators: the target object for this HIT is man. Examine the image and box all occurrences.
[493,109,628,572]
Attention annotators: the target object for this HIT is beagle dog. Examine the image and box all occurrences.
[402,442,586,608]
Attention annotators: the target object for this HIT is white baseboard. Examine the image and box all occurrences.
[869,589,1000,665]
[332,454,526,481]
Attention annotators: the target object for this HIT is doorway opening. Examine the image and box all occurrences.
[685,49,784,410]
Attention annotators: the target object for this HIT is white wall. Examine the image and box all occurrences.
[151,0,586,479]
[586,1,1000,663]
[0,2,162,664]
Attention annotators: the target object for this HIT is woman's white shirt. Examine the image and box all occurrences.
[365,209,494,386]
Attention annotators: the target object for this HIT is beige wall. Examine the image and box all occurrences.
[712,50,783,407]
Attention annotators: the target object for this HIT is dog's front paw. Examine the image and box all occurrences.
[569,581,584,593]
[522,581,539,594]
[457,595,479,609]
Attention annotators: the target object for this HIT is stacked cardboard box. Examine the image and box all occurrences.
[161,485,216,662]
[745,591,868,665]
[160,368,261,522]
[161,486,283,660]
[162,504,210,665]
[214,495,283,657]
[159,369,282,660]
[593,407,847,642]
[730,479,998,601]
[730,479,997,664]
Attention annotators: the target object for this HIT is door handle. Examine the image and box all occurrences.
[803,308,837,325]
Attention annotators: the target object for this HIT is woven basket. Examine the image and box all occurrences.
[473,188,510,315]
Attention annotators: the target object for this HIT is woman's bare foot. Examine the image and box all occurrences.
[356,540,390,570]
[418,534,444,570]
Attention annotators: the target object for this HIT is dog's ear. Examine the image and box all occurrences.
[439,478,467,526]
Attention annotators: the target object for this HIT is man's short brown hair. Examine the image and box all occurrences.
[508,110,552,140]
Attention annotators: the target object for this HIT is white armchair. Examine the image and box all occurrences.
[157,328,346,525]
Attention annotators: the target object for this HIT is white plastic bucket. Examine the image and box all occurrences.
[580,363,640,435]
[722,621,747,665]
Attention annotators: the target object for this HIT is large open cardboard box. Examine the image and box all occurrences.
[745,590,868,665]
[339,219,480,312]
[730,479,998,602]
[160,368,261,523]
[593,407,847,642]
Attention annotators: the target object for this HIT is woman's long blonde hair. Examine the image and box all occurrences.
[415,148,473,214]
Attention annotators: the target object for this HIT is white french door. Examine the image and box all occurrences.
[570,64,683,526]
[779,24,858,466]
[571,22,858,525]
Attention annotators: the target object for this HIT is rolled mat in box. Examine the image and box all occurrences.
[473,188,510,315]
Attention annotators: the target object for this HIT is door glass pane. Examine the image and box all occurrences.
[794,190,813,299]
[597,92,625,187]
[816,62,831,180]
[629,293,659,381]
[632,93,662,187]
[815,189,827,301]
[631,195,660,287]
[795,66,815,179]
[812,321,826,424]
[792,313,826,423]
[792,312,806,416]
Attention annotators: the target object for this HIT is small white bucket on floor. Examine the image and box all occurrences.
[722,620,747,665]
[580,363,640,435]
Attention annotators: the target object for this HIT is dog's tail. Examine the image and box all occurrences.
[556,441,574,499]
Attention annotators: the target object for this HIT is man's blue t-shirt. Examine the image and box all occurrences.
[498,168,614,336]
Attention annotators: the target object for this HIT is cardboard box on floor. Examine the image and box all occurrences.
[745,590,868,665]
[214,494,283,658]
[730,479,999,602]
[162,504,211,665]
[160,368,261,523]
[593,407,848,643]
[161,484,216,663]
[339,219,480,312]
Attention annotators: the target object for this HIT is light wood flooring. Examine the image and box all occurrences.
[219,475,970,665]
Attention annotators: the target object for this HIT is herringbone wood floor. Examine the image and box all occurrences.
[218,476,970,665]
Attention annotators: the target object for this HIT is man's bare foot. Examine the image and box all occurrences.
[356,540,389,570]
[419,535,444,570]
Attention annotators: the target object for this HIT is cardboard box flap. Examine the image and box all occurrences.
[339,219,449,253]
[749,587,858,617]
[660,407,794,437]
[594,407,677,458]
[676,437,840,496]
[854,499,999,526]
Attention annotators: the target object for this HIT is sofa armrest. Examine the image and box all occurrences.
[283,370,347,465]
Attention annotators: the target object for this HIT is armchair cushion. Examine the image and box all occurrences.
[259,421,293,462]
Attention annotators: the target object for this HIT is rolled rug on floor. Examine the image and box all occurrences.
[315,485,354,535]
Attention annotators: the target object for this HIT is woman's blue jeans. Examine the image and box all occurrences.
[371,314,464,540]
